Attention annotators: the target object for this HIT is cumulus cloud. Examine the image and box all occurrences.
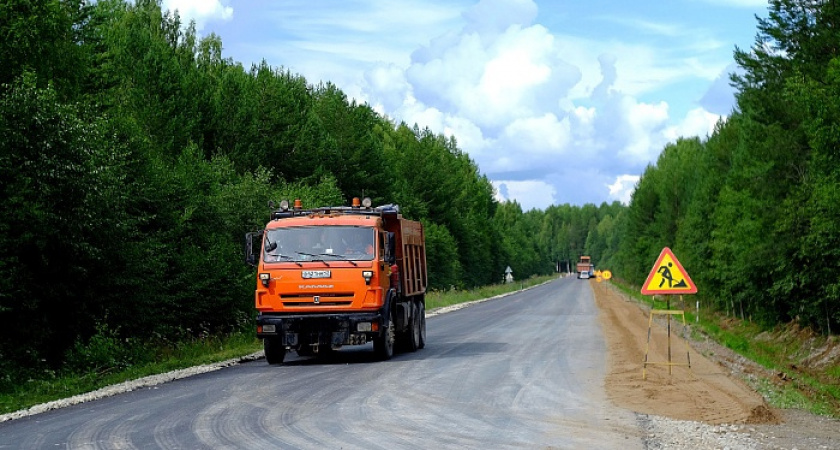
[699,63,740,115]
[493,180,557,211]
[608,175,641,205]
[664,107,723,142]
[463,0,538,35]
[353,0,736,208]
[162,0,233,30]
[503,114,570,151]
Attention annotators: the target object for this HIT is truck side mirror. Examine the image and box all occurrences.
[384,232,396,265]
[244,230,263,267]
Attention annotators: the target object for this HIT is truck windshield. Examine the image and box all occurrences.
[264,226,375,263]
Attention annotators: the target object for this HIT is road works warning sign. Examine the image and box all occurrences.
[641,247,697,295]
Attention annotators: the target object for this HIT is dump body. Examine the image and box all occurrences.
[577,256,594,279]
[386,217,428,297]
[245,200,427,363]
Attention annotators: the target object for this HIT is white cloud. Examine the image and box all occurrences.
[699,63,741,115]
[162,0,232,30]
[404,23,568,129]
[222,0,754,209]
[463,0,538,35]
[443,117,489,156]
[608,175,641,205]
[374,9,694,208]
[364,64,412,113]
[493,180,556,211]
[664,107,723,142]
[500,114,571,155]
[619,98,671,162]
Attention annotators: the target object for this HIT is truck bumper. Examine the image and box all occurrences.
[256,312,384,347]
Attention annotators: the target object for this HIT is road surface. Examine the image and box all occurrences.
[0,277,644,449]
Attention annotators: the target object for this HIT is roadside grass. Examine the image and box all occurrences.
[610,279,840,418]
[1,274,559,416]
[0,332,262,416]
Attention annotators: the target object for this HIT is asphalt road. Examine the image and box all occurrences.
[0,277,644,449]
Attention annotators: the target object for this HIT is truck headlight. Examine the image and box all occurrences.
[357,322,372,332]
[259,273,270,287]
[362,270,373,285]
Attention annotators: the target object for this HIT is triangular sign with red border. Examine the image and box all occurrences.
[641,247,697,295]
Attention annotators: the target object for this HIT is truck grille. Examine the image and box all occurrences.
[281,292,354,307]
[282,301,353,307]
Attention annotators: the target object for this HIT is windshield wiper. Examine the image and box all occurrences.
[321,253,358,266]
[296,252,331,267]
[266,253,302,266]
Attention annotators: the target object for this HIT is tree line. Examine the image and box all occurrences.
[0,0,613,383]
[614,0,839,335]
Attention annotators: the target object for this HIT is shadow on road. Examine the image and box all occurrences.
[266,341,508,367]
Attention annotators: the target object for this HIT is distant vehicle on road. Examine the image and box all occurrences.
[577,256,594,279]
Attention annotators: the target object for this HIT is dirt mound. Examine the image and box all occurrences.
[746,404,778,424]
[590,281,781,425]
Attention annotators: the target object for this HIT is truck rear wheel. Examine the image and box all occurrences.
[418,299,426,349]
[264,337,286,364]
[406,301,420,352]
[374,308,395,360]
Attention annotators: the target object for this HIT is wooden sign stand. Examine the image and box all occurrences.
[642,294,692,379]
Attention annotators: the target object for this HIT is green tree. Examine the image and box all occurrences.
[0,0,88,97]
[0,75,135,367]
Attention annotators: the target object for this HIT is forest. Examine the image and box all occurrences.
[1,0,836,386]
[0,0,619,382]
[615,0,840,336]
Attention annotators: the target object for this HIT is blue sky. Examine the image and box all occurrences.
[164,0,769,210]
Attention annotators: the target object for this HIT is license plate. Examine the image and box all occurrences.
[301,270,331,279]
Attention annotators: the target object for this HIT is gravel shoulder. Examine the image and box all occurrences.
[591,279,839,450]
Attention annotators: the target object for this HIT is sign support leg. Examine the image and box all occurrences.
[667,295,672,375]
[643,303,654,380]
[682,295,691,369]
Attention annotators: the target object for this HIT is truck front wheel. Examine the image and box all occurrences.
[374,308,395,360]
[264,337,286,364]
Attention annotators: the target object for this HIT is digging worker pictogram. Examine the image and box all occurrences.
[658,262,674,288]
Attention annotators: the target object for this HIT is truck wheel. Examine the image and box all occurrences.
[406,302,420,352]
[418,299,426,349]
[374,308,395,360]
[264,337,286,364]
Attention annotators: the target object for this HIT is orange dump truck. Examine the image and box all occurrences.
[244,198,427,364]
